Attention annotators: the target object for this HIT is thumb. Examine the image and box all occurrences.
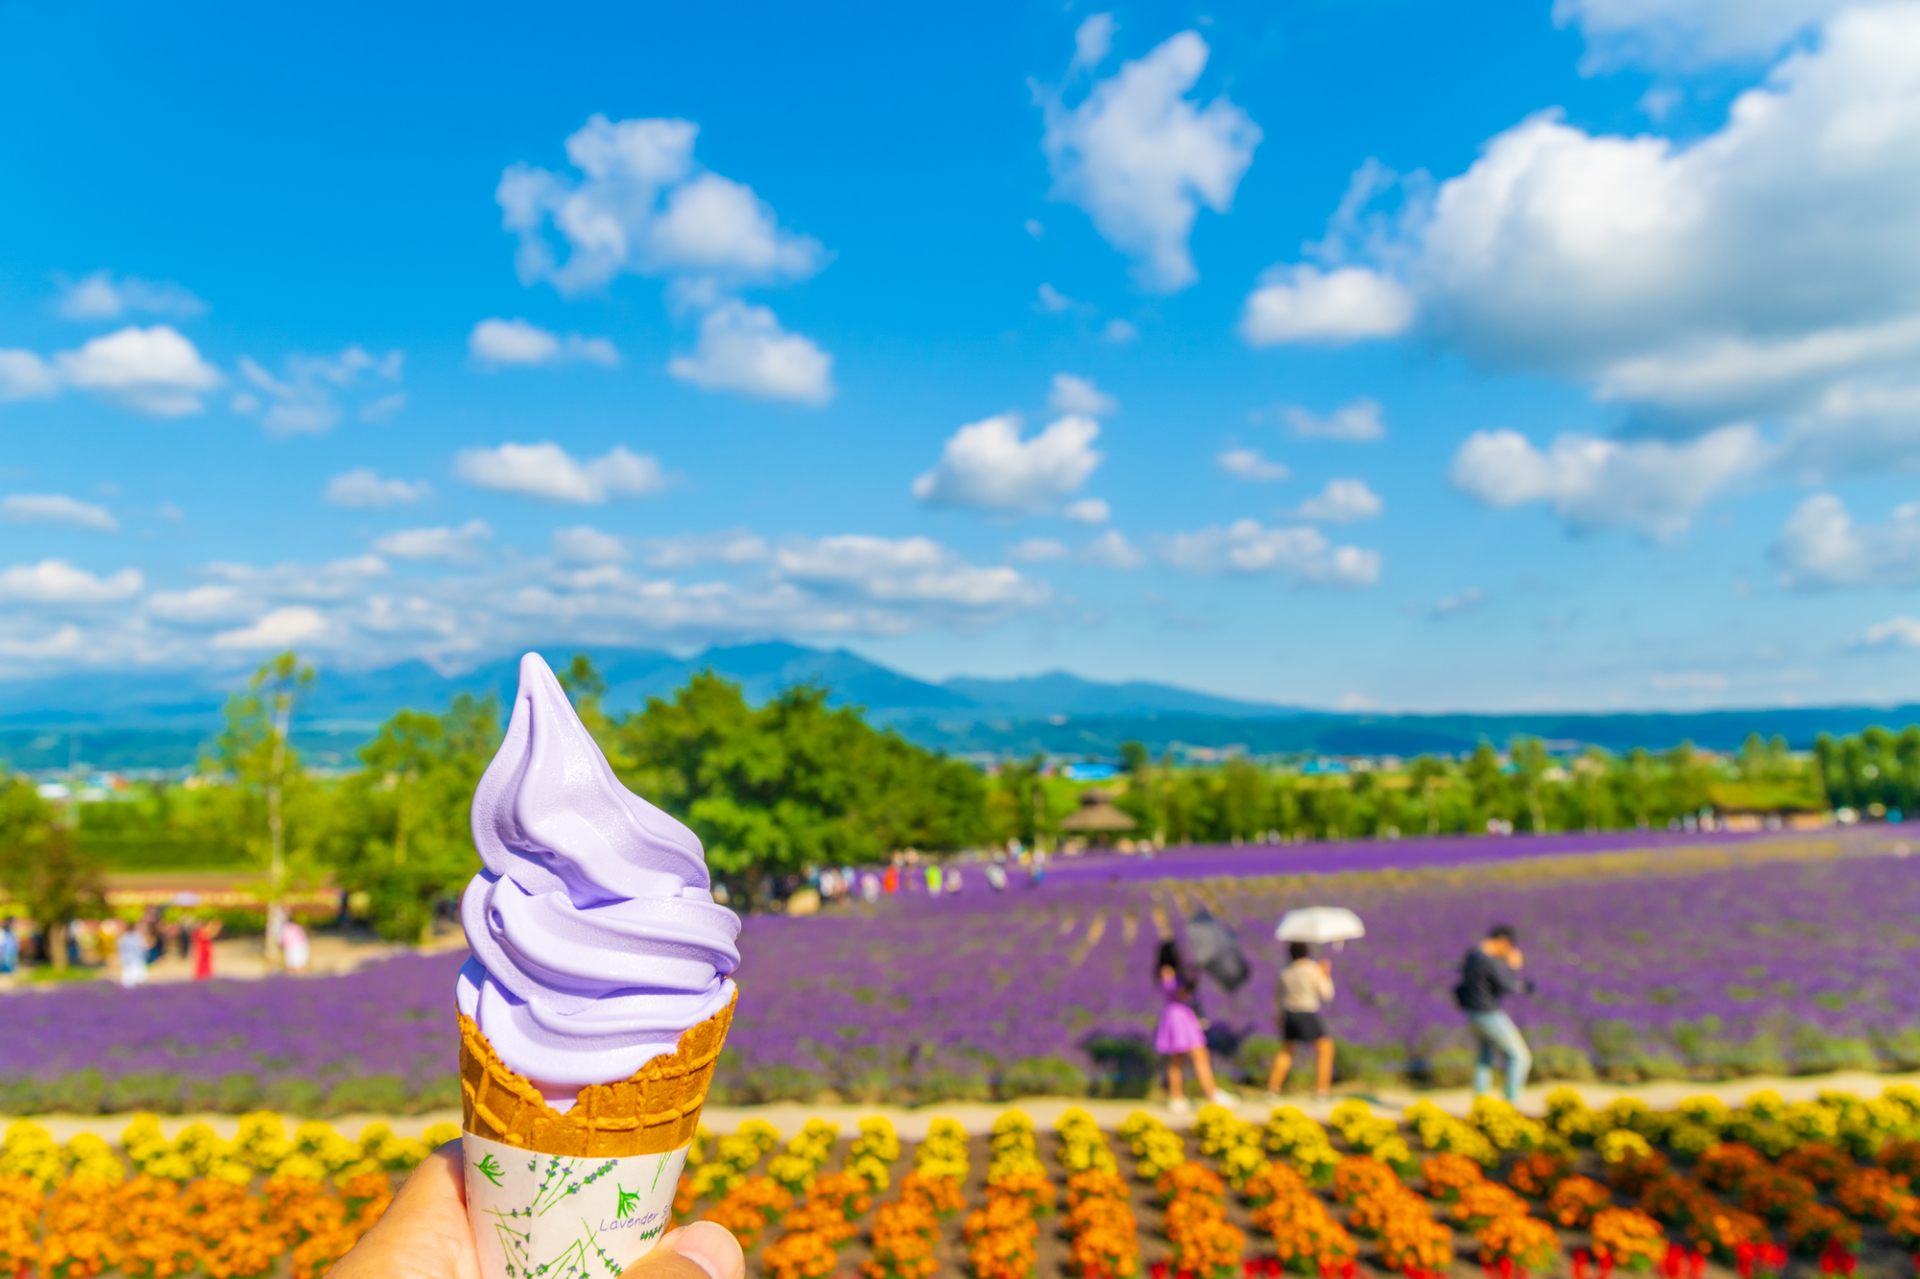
[623,1222,744,1279]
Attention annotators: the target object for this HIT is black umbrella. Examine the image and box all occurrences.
[1186,906,1250,993]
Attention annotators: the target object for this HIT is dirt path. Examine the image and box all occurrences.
[17,1068,1918,1145]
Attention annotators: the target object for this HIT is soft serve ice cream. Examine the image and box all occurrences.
[456,650,740,1108]
[455,653,740,1279]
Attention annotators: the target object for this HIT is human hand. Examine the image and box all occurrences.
[328,1142,744,1279]
[1509,948,1525,969]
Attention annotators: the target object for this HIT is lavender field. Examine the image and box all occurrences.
[5,832,1918,1113]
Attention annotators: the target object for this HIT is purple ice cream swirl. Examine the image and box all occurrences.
[456,652,739,1110]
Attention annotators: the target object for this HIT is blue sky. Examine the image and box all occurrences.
[2,0,1918,712]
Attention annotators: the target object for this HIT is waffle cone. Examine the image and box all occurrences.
[458,989,735,1157]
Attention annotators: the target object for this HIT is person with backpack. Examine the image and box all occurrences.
[1455,923,1535,1103]
[1154,937,1234,1113]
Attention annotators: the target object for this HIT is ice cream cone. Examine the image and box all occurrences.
[459,989,735,1157]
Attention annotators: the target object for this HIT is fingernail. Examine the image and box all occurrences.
[667,1221,742,1279]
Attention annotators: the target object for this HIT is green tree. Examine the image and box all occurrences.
[213,652,315,956]
[1508,736,1551,832]
[1406,755,1450,835]
[319,694,499,941]
[0,778,105,968]
[1118,740,1151,776]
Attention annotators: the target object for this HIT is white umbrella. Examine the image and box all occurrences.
[1275,907,1366,946]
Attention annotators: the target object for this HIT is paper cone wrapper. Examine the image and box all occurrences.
[458,991,735,1279]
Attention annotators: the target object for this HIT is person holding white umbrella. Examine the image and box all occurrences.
[1266,907,1363,1099]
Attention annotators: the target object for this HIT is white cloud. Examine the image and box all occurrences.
[54,325,220,416]
[469,318,619,368]
[455,441,668,504]
[643,530,770,569]
[1038,29,1260,291]
[0,494,117,531]
[913,413,1102,513]
[206,553,389,601]
[1240,265,1415,345]
[1064,498,1111,524]
[1854,616,1920,650]
[775,535,1049,609]
[1554,0,1848,70]
[1049,372,1117,415]
[1035,283,1077,314]
[1158,519,1381,584]
[1025,218,1046,240]
[1449,423,1769,538]
[666,300,833,404]
[1773,493,1920,588]
[1424,587,1486,619]
[1282,398,1387,442]
[1295,478,1384,523]
[1084,529,1146,569]
[0,559,143,604]
[498,114,823,294]
[147,584,253,625]
[234,346,403,434]
[54,271,206,321]
[1217,447,1290,482]
[0,351,61,401]
[1072,12,1117,69]
[552,526,629,564]
[324,468,430,508]
[212,606,331,652]
[1651,670,1730,693]
[372,520,493,563]
[1008,537,1069,563]
[1249,6,1920,473]
[1102,318,1140,344]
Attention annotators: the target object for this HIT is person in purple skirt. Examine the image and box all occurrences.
[1154,938,1234,1113]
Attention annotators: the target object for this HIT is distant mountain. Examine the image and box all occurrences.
[940,671,1299,719]
[1,639,1917,772]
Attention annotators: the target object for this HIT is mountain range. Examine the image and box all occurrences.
[0,640,1914,771]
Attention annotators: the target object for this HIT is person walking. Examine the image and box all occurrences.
[1455,924,1535,1103]
[191,918,221,981]
[0,917,18,975]
[1267,942,1335,1099]
[117,922,150,987]
[1154,938,1233,1114]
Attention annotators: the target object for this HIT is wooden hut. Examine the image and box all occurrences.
[1058,789,1137,848]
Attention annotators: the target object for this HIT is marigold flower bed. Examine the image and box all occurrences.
[11,1085,1920,1275]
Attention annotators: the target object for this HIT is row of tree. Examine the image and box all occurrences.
[0,652,1900,946]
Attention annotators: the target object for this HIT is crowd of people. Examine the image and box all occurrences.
[0,908,314,987]
[1153,921,1536,1111]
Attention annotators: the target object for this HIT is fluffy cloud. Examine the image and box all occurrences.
[1773,493,1920,588]
[1424,587,1486,619]
[1039,28,1260,291]
[0,494,117,531]
[454,442,668,504]
[469,318,619,368]
[1854,616,1920,650]
[1072,12,1117,68]
[0,559,143,604]
[1449,423,1769,538]
[552,526,629,564]
[666,300,833,404]
[913,413,1102,513]
[642,530,770,569]
[1282,398,1387,442]
[55,325,220,416]
[774,535,1049,609]
[1240,266,1415,345]
[1083,529,1146,569]
[498,114,823,294]
[1064,498,1111,524]
[1295,478,1384,523]
[1247,6,1920,470]
[1049,372,1117,415]
[1008,537,1069,563]
[1158,520,1380,584]
[324,469,430,508]
[372,520,493,563]
[205,554,389,601]
[146,584,253,625]
[212,605,332,652]
[0,351,59,402]
[54,271,206,321]
[1555,0,1848,70]
[234,346,403,435]
[1217,447,1290,482]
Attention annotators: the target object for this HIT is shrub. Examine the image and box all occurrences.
[995,1056,1089,1100]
